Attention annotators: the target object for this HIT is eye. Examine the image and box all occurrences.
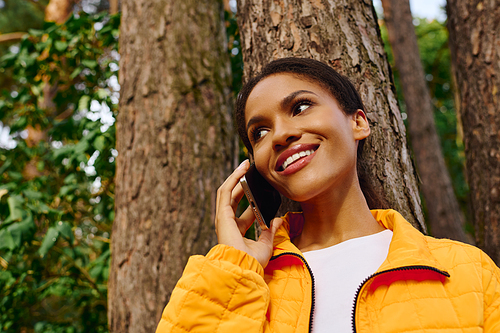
[292,99,313,115]
[250,128,270,142]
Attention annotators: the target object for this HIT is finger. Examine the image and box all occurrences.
[230,182,245,211]
[239,205,255,221]
[258,218,283,247]
[235,206,256,235]
[217,160,250,210]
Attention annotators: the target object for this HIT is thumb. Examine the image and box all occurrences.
[258,217,283,246]
[270,217,283,236]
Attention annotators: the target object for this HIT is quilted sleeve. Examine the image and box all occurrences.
[155,244,270,333]
[482,251,500,332]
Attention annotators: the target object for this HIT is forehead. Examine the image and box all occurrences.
[245,73,330,120]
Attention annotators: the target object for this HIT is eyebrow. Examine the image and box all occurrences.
[246,90,317,132]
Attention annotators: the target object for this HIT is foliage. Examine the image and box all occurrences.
[0,0,50,97]
[0,0,49,36]
[379,18,469,228]
[225,9,243,98]
[0,12,119,332]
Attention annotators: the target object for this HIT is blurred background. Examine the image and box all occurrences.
[0,0,469,332]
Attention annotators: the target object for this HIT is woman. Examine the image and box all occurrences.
[156,58,500,332]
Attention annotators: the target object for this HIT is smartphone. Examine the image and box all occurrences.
[239,163,281,230]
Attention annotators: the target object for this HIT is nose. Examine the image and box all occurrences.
[272,118,301,151]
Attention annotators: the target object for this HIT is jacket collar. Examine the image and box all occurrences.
[371,209,447,273]
[274,209,447,274]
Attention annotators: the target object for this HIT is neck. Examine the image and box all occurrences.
[293,176,385,252]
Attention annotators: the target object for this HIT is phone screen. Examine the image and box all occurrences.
[240,163,281,230]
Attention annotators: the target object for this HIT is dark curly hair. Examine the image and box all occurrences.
[235,57,389,209]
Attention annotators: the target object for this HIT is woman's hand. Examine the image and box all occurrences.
[215,160,283,268]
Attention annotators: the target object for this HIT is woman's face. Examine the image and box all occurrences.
[244,73,370,203]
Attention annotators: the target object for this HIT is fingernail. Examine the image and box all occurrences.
[236,159,249,170]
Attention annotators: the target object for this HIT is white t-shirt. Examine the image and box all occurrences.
[302,229,393,333]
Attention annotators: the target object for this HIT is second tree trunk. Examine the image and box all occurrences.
[381,0,467,242]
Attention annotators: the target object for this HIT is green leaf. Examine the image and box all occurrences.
[56,221,73,242]
[93,135,105,151]
[31,84,43,96]
[18,48,35,68]
[0,52,18,63]
[54,40,68,52]
[23,189,43,200]
[28,29,45,37]
[70,67,83,79]
[52,144,75,160]
[7,216,35,248]
[88,249,110,279]
[7,195,24,222]
[38,227,59,257]
[0,228,15,250]
[97,88,109,99]
[19,93,31,104]
[7,172,23,181]
[78,95,91,111]
[81,59,97,68]
[0,159,11,175]
[74,139,89,155]
[64,173,77,184]
[10,116,28,132]
[37,202,51,214]
[0,270,15,286]
[89,264,103,279]
[59,184,78,197]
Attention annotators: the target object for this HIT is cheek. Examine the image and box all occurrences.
[252,147,270,173]
[253,147,280,187]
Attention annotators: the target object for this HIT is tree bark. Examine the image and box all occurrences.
[381,0,467,242]
[237,0,426,231]
[108,0,236,332]
[109,0,119,14]
[447,0,500,262]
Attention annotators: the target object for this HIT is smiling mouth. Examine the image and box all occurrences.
[280,149,315,171]
[276,144,319,172]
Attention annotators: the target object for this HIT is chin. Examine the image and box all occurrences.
[277,185,322,204]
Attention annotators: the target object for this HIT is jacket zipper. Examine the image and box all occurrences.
[350,265,450,333]
[269,252,316,333]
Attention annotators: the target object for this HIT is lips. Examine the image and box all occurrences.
[275,143,319,171]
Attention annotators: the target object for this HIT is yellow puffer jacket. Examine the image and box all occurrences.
[156,209,500,332]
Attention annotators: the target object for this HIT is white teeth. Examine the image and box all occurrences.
[281,149,314,170]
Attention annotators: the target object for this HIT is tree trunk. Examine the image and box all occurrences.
[381,0,467,242]
[237,0,425,231]
[108,0,236,331]
[447,0,500,262]
[45,0,74,24]
[109,0,119,14]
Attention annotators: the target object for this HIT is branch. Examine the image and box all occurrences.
[50,245,103,297]
[31,239,103,297]
[0,32,27,43]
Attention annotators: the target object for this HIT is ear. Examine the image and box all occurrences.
[352,109,370,140]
